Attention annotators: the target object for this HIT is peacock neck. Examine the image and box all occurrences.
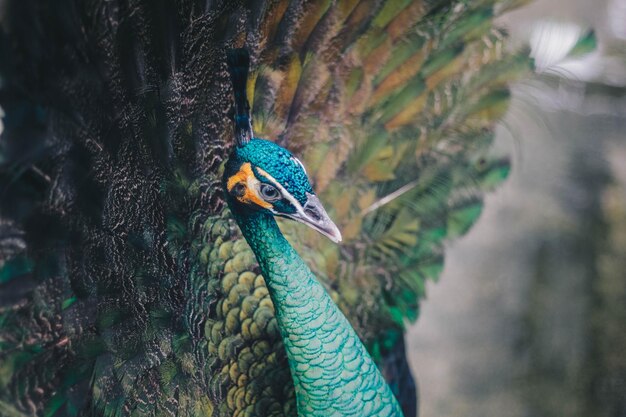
[229,202,403,417]
[231,206,306,294]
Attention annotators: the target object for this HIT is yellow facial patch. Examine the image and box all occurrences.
[226,163,272,209]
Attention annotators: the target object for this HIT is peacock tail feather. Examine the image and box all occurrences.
[0,1,531,416]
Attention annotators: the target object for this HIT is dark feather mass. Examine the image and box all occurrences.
[0,1,530,416]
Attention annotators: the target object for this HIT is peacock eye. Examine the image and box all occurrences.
[259,184,281,201]
[232,183,246,197]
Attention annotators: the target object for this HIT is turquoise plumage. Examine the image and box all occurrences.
[0,1,531,416]
[225,50,401,414]
[225,138,402,415]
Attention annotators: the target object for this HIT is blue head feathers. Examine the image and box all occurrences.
[223,138,341,242]
[224,49,341,242]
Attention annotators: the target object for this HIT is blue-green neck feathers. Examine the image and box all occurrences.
[224,139,403,416]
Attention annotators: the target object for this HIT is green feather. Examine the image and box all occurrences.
[0,0,532,415]
[0,255,33,283]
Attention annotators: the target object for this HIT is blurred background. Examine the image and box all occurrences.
[407,0,626,416]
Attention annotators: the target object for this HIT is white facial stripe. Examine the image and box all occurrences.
[256,167,307,217]
[247,173,260,189]
[290,156,307,175]
[256,167,342,243]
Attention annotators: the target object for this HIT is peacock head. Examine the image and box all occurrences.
[223,138,342,243]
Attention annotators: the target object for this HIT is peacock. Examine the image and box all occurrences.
[0,1,530,416]
[224,47,402,416]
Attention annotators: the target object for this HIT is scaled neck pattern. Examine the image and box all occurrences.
[230,203,403,417]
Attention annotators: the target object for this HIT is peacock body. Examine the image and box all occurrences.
[0,1,530,416]
[224,47,402,415]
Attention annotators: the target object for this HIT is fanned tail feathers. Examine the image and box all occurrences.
[0,1,532,416]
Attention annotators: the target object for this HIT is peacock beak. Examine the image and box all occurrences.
[286,193,342,243]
